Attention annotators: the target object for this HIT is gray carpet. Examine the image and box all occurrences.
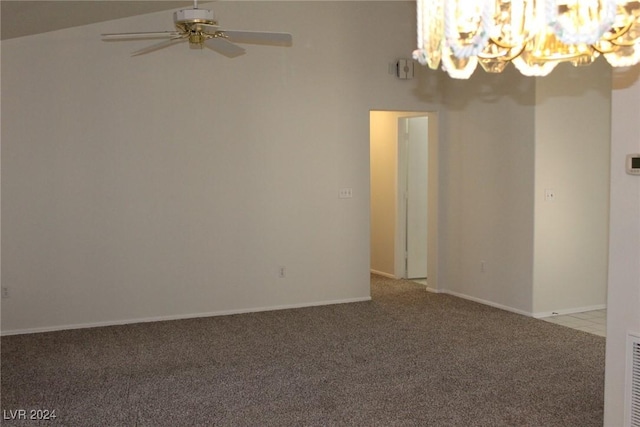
[1,275,605,426]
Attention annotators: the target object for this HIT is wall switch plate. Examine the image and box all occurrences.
[1,286,9,299]
[339,188,353,198]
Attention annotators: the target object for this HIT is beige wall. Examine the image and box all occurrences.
[438,62,610,317]
[439,67,537,314]
[0,1,618,335]
[533,61,611,316]
[2,1,445,333]
[369,111,399,277]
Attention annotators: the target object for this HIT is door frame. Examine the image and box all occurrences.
[369,109,439,291]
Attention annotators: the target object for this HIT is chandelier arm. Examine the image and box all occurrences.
[489,33,536,50]
[602,26,637,46]
[592,43,615,54]
[478,44,526,61]
[600,21,634,42]
[610,39,639,47]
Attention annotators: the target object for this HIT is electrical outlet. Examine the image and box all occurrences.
[544,189,556,202]
[278,266,286,278]
[1,286,9,299]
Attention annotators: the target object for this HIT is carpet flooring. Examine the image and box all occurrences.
[1,275,605,426]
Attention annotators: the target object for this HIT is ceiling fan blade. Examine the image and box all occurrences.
[221,30,293,46]
[203,37,246,58]
[131,37,187,56]
[102,31,181,41]
[199,23,221,33]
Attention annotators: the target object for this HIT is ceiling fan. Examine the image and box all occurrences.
[101,0,292,57]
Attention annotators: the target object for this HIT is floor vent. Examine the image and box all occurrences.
[629,332,640,427]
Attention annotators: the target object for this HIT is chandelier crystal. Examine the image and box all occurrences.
[413,0,640,78]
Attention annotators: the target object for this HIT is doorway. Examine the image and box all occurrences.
[370,110,439,290]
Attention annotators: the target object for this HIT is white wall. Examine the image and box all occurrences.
[1,0,624,341]
[438,61,611,317]
[604,65,640,427]
[2,1,436,333]
[532,60,611,316]
[439,67,537,314]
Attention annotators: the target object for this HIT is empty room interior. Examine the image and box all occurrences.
[1,1,639,426]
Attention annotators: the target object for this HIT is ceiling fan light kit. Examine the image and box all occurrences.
[101,0,292,58]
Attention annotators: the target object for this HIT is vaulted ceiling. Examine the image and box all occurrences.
[1,1,192,40]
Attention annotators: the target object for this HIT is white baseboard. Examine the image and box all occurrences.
[370,269,396,279]
[532,304,607,319]
[439,289,606,319]
[441,289,533,317]
[410,280,440,294]
[0,296,372,336]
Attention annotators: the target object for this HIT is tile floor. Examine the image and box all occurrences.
[540,309,607,337]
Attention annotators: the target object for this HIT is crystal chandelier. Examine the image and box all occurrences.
[413,0,640,79]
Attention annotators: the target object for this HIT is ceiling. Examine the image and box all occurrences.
[1,1,193,40]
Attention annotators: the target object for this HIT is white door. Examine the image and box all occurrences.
[399,116,429,279]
